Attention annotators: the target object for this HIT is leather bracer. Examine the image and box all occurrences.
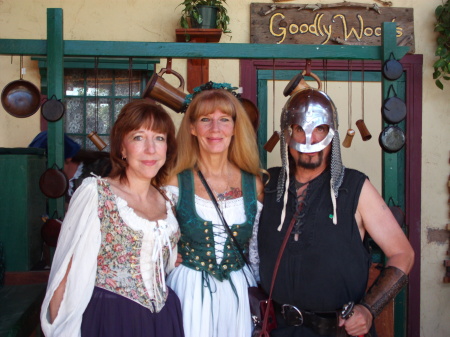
[360,266,408,318]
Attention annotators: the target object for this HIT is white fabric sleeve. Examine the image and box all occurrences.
[40,177,102,337]
[249,201,263,283]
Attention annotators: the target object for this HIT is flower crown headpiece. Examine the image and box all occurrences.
[182,81,239,113]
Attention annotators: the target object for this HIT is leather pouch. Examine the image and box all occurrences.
[249,286,277,336]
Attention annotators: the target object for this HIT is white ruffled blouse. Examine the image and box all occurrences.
[40,177,179,337]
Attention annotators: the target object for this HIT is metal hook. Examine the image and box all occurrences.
[304,59,312,77]
[165,57,173,74]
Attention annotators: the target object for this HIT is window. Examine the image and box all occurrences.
[34,57,159,150]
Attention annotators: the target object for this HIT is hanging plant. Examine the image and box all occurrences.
[433,0,450,89]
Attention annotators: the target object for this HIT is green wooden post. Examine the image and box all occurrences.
[257,79,269,167]
[47,8,65,217]
[381,22,407,337]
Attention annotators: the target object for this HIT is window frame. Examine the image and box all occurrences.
[33,57,159,149]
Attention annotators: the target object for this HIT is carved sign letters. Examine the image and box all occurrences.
[250,3,414,52]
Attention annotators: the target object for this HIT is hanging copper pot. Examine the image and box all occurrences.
[41,218,62,247]
[41,95,65,122]
[382,86,406,124]
[1,56,41,118]
[39,164,69,198]
[382,53,403,81]
[379,125,405,153]
[1,79,41,118]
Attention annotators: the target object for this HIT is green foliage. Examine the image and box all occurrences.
[178,0,231,35]
[434,0,450,89]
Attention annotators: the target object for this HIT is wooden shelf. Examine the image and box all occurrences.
[176,28,222,43]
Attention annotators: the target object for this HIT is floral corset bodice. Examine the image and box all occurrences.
[95,179,180,312]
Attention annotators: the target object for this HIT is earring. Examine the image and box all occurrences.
[121,156,126,161]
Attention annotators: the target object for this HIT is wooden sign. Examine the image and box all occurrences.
[250,2,414,52]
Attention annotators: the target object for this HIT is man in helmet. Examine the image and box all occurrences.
[256,86,414,337]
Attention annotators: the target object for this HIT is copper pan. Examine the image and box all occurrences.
[1,56,41,118]
[1,79,41,118]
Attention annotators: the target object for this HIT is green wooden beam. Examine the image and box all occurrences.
[0,39,409,61]
[46,8,65,217]
[0,39,47,55]
[31,56,160,70]
[258,69,382,82]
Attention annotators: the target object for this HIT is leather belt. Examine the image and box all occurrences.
[275,302,341,336]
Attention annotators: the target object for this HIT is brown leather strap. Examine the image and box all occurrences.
[155,185,176,216]
[260,208,299,335]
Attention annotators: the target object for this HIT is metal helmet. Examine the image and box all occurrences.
[277,87,345,228]
[281,88,338,153]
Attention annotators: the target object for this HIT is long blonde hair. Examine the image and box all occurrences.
[172,89,261,176]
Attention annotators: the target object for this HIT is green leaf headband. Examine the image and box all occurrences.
[182,81,238,112]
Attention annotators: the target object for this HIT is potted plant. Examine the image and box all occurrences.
[433,0,450,89]
[178,0,231,34]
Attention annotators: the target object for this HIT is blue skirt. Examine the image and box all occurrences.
[81,286,184,337]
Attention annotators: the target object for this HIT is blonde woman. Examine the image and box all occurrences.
[165,85,264,337]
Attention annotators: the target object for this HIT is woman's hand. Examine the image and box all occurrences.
[175,253,183,267]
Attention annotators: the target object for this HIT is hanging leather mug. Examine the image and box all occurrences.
[342,129,355,148]
[382,85,406,124]
[39,163,69,198]
[142,68,187,112]
[356,119,372,141]
[88,131,107,151]
[379,125,405,153]
[382,53,403,81]
[41,95,65,122]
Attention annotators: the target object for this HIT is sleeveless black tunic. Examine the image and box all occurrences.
[258,167,371,315]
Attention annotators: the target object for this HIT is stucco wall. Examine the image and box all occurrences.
[0,1,449,336]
